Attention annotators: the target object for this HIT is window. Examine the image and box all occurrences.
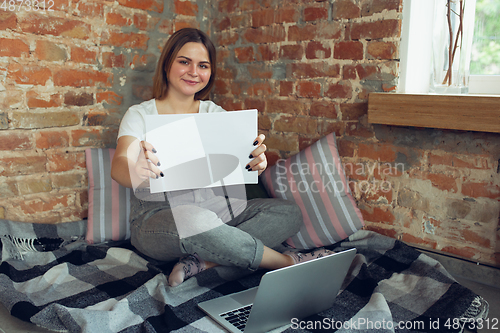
[399,0,500,95]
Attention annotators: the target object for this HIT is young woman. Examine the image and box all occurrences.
[111,28,333,287]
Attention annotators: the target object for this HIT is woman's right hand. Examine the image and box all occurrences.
[135,140,163,181]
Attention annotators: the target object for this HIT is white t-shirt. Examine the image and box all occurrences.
[118,99,226,141]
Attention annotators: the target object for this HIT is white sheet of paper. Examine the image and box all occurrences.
[145,110,258,193]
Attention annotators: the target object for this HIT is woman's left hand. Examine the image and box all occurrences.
[246,134,267,175]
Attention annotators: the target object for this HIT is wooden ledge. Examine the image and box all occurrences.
[367,93,500,133]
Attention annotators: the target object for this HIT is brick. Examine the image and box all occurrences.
[218,0,238,13]
[78,2,104,16]
[280,44,304,60]
[11,111,80,129]
[0,131,32,151]
[0,38,29,57]
[325,81,352,99]
[288,62,340,79]
[265,132,299,152]
[304,6,328,21]
[358,143,397,162]
[174,18,200,31]
[364,224,398,239]
[230,14,251,29]
[247,64,273,79]
[257,44,278,61]
[367,41,397,59]
[0,180,18,198]
[102,31,149,50]
[360,204,395,223]
[252,8,274,27]
[216,98,243,112]
[401,233,437,249]
[267,99,307,115]
[130,54,157,71]
[310,101,338,119]
[54,69,112,87]
[217,67,237,80]
[17,178,52,195]
[306,41,331,60]
[257,113,272,130]
[0,154,47,176]
[64,91,94,106]
[133,84,153,101]
[0,89,23,109]
[18,193,75,215]
[244,26,286,44]
[318,120,344,137]
[274,116,318,135]
[334,41,363,60]
[84,111,107,126]
[275,7,300,24]
[350,19,400,40]
[71,128,102,147]
[343,65,357,80]
[217,31,239,46]
[280,81,294,96]
[333,0,361,19]
[340,102,368,120]
[102,52,126,68]
[47,151,86,172]
[175,0,198,16]
[27,91,62,108]
[265,150,281,167]
[235,46,254,63]
[97,91,123,106]
[20,14,91,39]
[71,47,97,64]
[426,173,458,192]
[288,22,342,41]
[51,173,84,189]
[36,130,70,149]
[462,229,491,248]
[296,80,321,98]
[244,99,266,113]
[117,0,164,13]
[440,246,476,259]
[398,188,429,211]
[251,82,273,96]
[158,19,174,35]
[0,112,8,129]
[0,12,17,30]
[106,12,132,27]
[355,63,381,80]
[8,64,52,86]
[362,0,401,17]
[217,16,231,31]
[462,182,500,199]
[214,79,230,95]
[134,13,159,31]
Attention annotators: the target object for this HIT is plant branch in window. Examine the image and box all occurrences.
[443,0,465,86]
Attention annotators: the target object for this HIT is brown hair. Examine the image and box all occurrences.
[152,28,217,101]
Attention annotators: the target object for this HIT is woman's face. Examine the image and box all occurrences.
[167,42,211,98]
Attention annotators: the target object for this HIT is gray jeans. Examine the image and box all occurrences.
[129,187,302,271]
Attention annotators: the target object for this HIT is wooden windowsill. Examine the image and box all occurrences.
[367,93,500,133]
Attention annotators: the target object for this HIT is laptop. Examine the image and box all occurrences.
[198,248,357,333]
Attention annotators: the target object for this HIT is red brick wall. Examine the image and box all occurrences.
[212,0,500,267]
[1,0,499,267]
[0,0,210,223]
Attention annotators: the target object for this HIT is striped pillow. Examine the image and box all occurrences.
[85,148,131,244]
[261,133,364,249]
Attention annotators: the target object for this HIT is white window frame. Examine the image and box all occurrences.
[399,0,500,95]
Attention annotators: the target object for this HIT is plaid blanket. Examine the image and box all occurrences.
[0,219,489,333]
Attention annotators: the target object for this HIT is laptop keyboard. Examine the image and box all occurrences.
[220,304,253,332]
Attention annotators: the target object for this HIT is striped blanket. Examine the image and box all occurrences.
[0,219,489,333]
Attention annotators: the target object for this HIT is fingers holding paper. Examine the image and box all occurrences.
[136,140,163,180]
[247,134,267,175]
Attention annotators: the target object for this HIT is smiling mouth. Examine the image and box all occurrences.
[183,79,200,85]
